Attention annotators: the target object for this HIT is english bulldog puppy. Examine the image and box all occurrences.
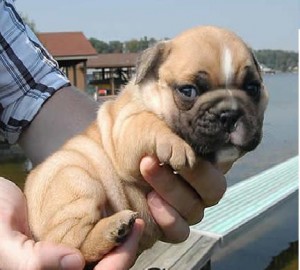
[25,25,268,263]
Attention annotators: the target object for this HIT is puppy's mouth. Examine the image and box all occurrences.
[174,110,262,164]
[213,127,261,164]
[196,131,261,164]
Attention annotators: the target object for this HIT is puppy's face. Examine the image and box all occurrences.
[136,26,268,163]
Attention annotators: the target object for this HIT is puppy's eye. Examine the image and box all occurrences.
[177,85,199,100]
[244,81,261,100]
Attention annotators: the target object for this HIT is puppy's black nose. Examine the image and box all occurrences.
[220,110,241,132]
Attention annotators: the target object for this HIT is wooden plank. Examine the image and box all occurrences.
[171,234,218,270]
[131,241,171,268]
[145,233,201,268]
[131,230,219,270]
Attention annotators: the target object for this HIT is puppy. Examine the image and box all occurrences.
[25,26,268,263]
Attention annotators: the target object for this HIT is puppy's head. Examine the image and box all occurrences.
[135,26,268,163]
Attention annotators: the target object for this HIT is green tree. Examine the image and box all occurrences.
[90,38,123,53]
[108,41,123,53]
[89,38,109,53]
[139,36,150,51]
[124,39,140,53]
[124,37,157,53]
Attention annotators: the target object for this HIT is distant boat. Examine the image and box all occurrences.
[260,64,276,74]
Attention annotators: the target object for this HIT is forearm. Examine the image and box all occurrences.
[18,86,98,166]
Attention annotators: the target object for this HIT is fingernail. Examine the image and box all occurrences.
[134,218,146,238]
[148,192,163,209]
[60,254,83,270]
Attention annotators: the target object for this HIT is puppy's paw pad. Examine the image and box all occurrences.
[110,210,138,244]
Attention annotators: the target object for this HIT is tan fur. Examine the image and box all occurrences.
[25,26,268,263]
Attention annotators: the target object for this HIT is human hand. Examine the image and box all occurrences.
[0,177,85,270]
[0,177,144,270]
[140,156,227,243]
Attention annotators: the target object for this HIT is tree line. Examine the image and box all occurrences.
[20,13,297,73]
[89,36,159,54]
[89,37,298,72]
[255,50,297,72]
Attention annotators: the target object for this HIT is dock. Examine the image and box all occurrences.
[131,230,218,270]
[132,156,298,269]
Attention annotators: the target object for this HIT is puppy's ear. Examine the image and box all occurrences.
[249,48,262,80]
[135,41,170,84]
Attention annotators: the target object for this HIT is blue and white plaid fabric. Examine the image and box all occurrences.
[0,0,70,144]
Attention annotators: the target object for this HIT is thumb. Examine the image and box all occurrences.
[0,233,85,270]
[33,241,85,270]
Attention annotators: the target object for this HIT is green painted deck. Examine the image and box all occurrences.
[192,156,298,237]
[132,156,298,269]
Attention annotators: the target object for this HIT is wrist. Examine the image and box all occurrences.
[18,86,98,165]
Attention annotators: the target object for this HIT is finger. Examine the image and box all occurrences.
[140,156,204,227]
[147,192,192,243]
[0,177,31,236]
[94,219,144,270]
[180,159,227,207]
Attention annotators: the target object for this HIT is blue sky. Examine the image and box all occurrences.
[16,0,299,51]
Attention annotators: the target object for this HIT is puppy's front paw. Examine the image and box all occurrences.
[110,210,138,244]
[156,134,196,171]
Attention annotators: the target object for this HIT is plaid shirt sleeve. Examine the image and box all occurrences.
[0,0,70,144]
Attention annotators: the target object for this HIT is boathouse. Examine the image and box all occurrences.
[38,32,97,90]
[87,52,138,95]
